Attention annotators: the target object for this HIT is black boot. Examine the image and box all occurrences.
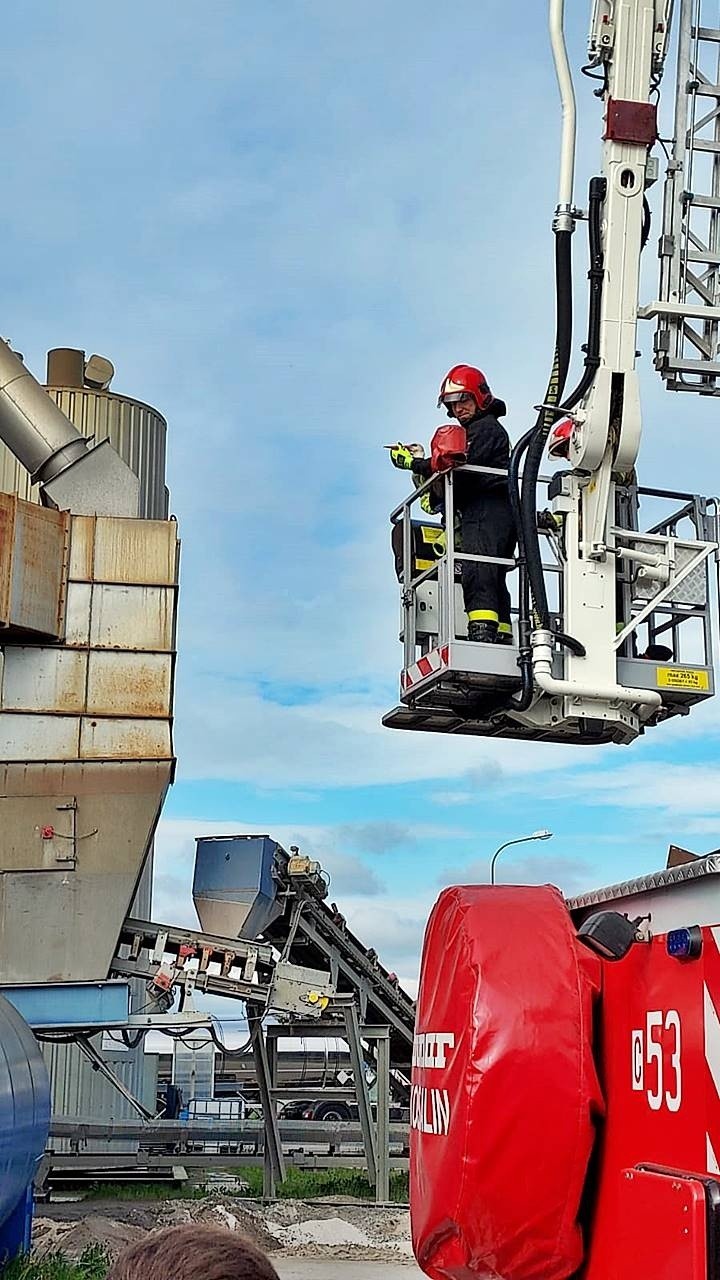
[467,620,498,644]
[496,629,514,646]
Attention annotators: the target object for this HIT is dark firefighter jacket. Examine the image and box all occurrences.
[410,398,510,514]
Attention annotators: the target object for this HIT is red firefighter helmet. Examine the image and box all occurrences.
[438,364,493,415]
[548,415,574,459]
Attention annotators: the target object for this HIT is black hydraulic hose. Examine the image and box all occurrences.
[641,195,651,252]
[520,178,606,633]
[506,426,537,711]
[562,177,606,412]
[499,179,607,717]
[502,224,576,714]
[509,561,534,710]
[519,228,574,629]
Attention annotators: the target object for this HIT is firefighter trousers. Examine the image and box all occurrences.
[460,496,516,630]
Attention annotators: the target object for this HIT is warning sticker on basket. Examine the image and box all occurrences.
[656,666,710,691]
[421,526,445,545]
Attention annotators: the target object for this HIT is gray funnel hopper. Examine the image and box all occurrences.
[193,835,285,940]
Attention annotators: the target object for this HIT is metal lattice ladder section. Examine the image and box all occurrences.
[650,0,720,389]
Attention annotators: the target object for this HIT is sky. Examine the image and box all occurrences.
[3,2,720,998]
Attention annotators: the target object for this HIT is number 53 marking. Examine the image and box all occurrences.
[631,1010,682,1112]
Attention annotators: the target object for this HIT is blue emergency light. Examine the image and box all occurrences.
[666,926,703,960]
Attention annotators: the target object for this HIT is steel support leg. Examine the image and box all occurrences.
[343,1001,377,1186]
[269,1031,279,1182]
[248,1004,285,1196]
[375,1028,390,1205]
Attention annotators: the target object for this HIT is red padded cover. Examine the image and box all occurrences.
[430,424,467,473]
[411,885,603,1280]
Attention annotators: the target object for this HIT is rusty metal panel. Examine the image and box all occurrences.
[79,717,172,760]
[0,494,69,638]
[68,516,95,582]
[93,518,178,586]
[86,652,172,718]
[2,648,87,714]
[0,759,172,798]
[64,582,92,646]
[0,713,81,760]
[89,584,175,651]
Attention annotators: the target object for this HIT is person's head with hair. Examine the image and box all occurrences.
[105,1224,280,1280]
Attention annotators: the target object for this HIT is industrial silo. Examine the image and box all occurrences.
[0,347,170,1140]
[0,993,50,1254]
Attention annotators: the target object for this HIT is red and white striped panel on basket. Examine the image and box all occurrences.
[402,645,449,692]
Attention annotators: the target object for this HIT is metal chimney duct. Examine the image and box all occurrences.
[0,341,88,484]
[0,340,138,516]
[46,348,85,389]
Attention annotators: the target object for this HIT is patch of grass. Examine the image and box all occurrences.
[1,1246,109,1279]
[82,1183,207,1202]
[239,1166,409,1202]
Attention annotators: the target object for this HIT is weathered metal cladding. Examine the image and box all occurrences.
[0,763,172,982]
[0,994,50,1219]
[0,495,69,639]
[0,386,168,520]
[0,514,179,983]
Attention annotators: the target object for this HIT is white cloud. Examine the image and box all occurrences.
[153,817,435,982]
[436,852,598,897]
[174,679,609,789]
[341,899,434,979]
[152,817,389,926]
[560,762,720,818]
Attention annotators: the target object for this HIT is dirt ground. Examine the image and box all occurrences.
[34,1195,421,1270]
[273,1261,422,1278]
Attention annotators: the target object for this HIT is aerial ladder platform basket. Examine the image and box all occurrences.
[385,0,720,748]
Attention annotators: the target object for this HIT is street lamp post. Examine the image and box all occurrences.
[490,829,554,885]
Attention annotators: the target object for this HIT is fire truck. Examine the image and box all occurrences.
[411,858,720,1279]
[402,1,720,1276]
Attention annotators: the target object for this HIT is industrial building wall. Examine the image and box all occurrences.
[0,354,169,1135]
[42,1039,158,1153]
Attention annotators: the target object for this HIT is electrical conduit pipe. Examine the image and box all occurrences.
[549,0,577,233]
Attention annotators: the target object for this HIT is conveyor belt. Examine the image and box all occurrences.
[262,887,415,1074]
[191,835,417,1081]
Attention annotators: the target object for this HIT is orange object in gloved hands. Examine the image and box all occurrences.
[430,423,467,473]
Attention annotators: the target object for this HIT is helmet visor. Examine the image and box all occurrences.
[441,391,468,405]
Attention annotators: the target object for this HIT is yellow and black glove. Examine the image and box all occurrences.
[389,444,414,470]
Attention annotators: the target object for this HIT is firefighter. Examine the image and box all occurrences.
[390,365,515,643]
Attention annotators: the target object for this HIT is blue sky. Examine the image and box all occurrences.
[3,2,720,991]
